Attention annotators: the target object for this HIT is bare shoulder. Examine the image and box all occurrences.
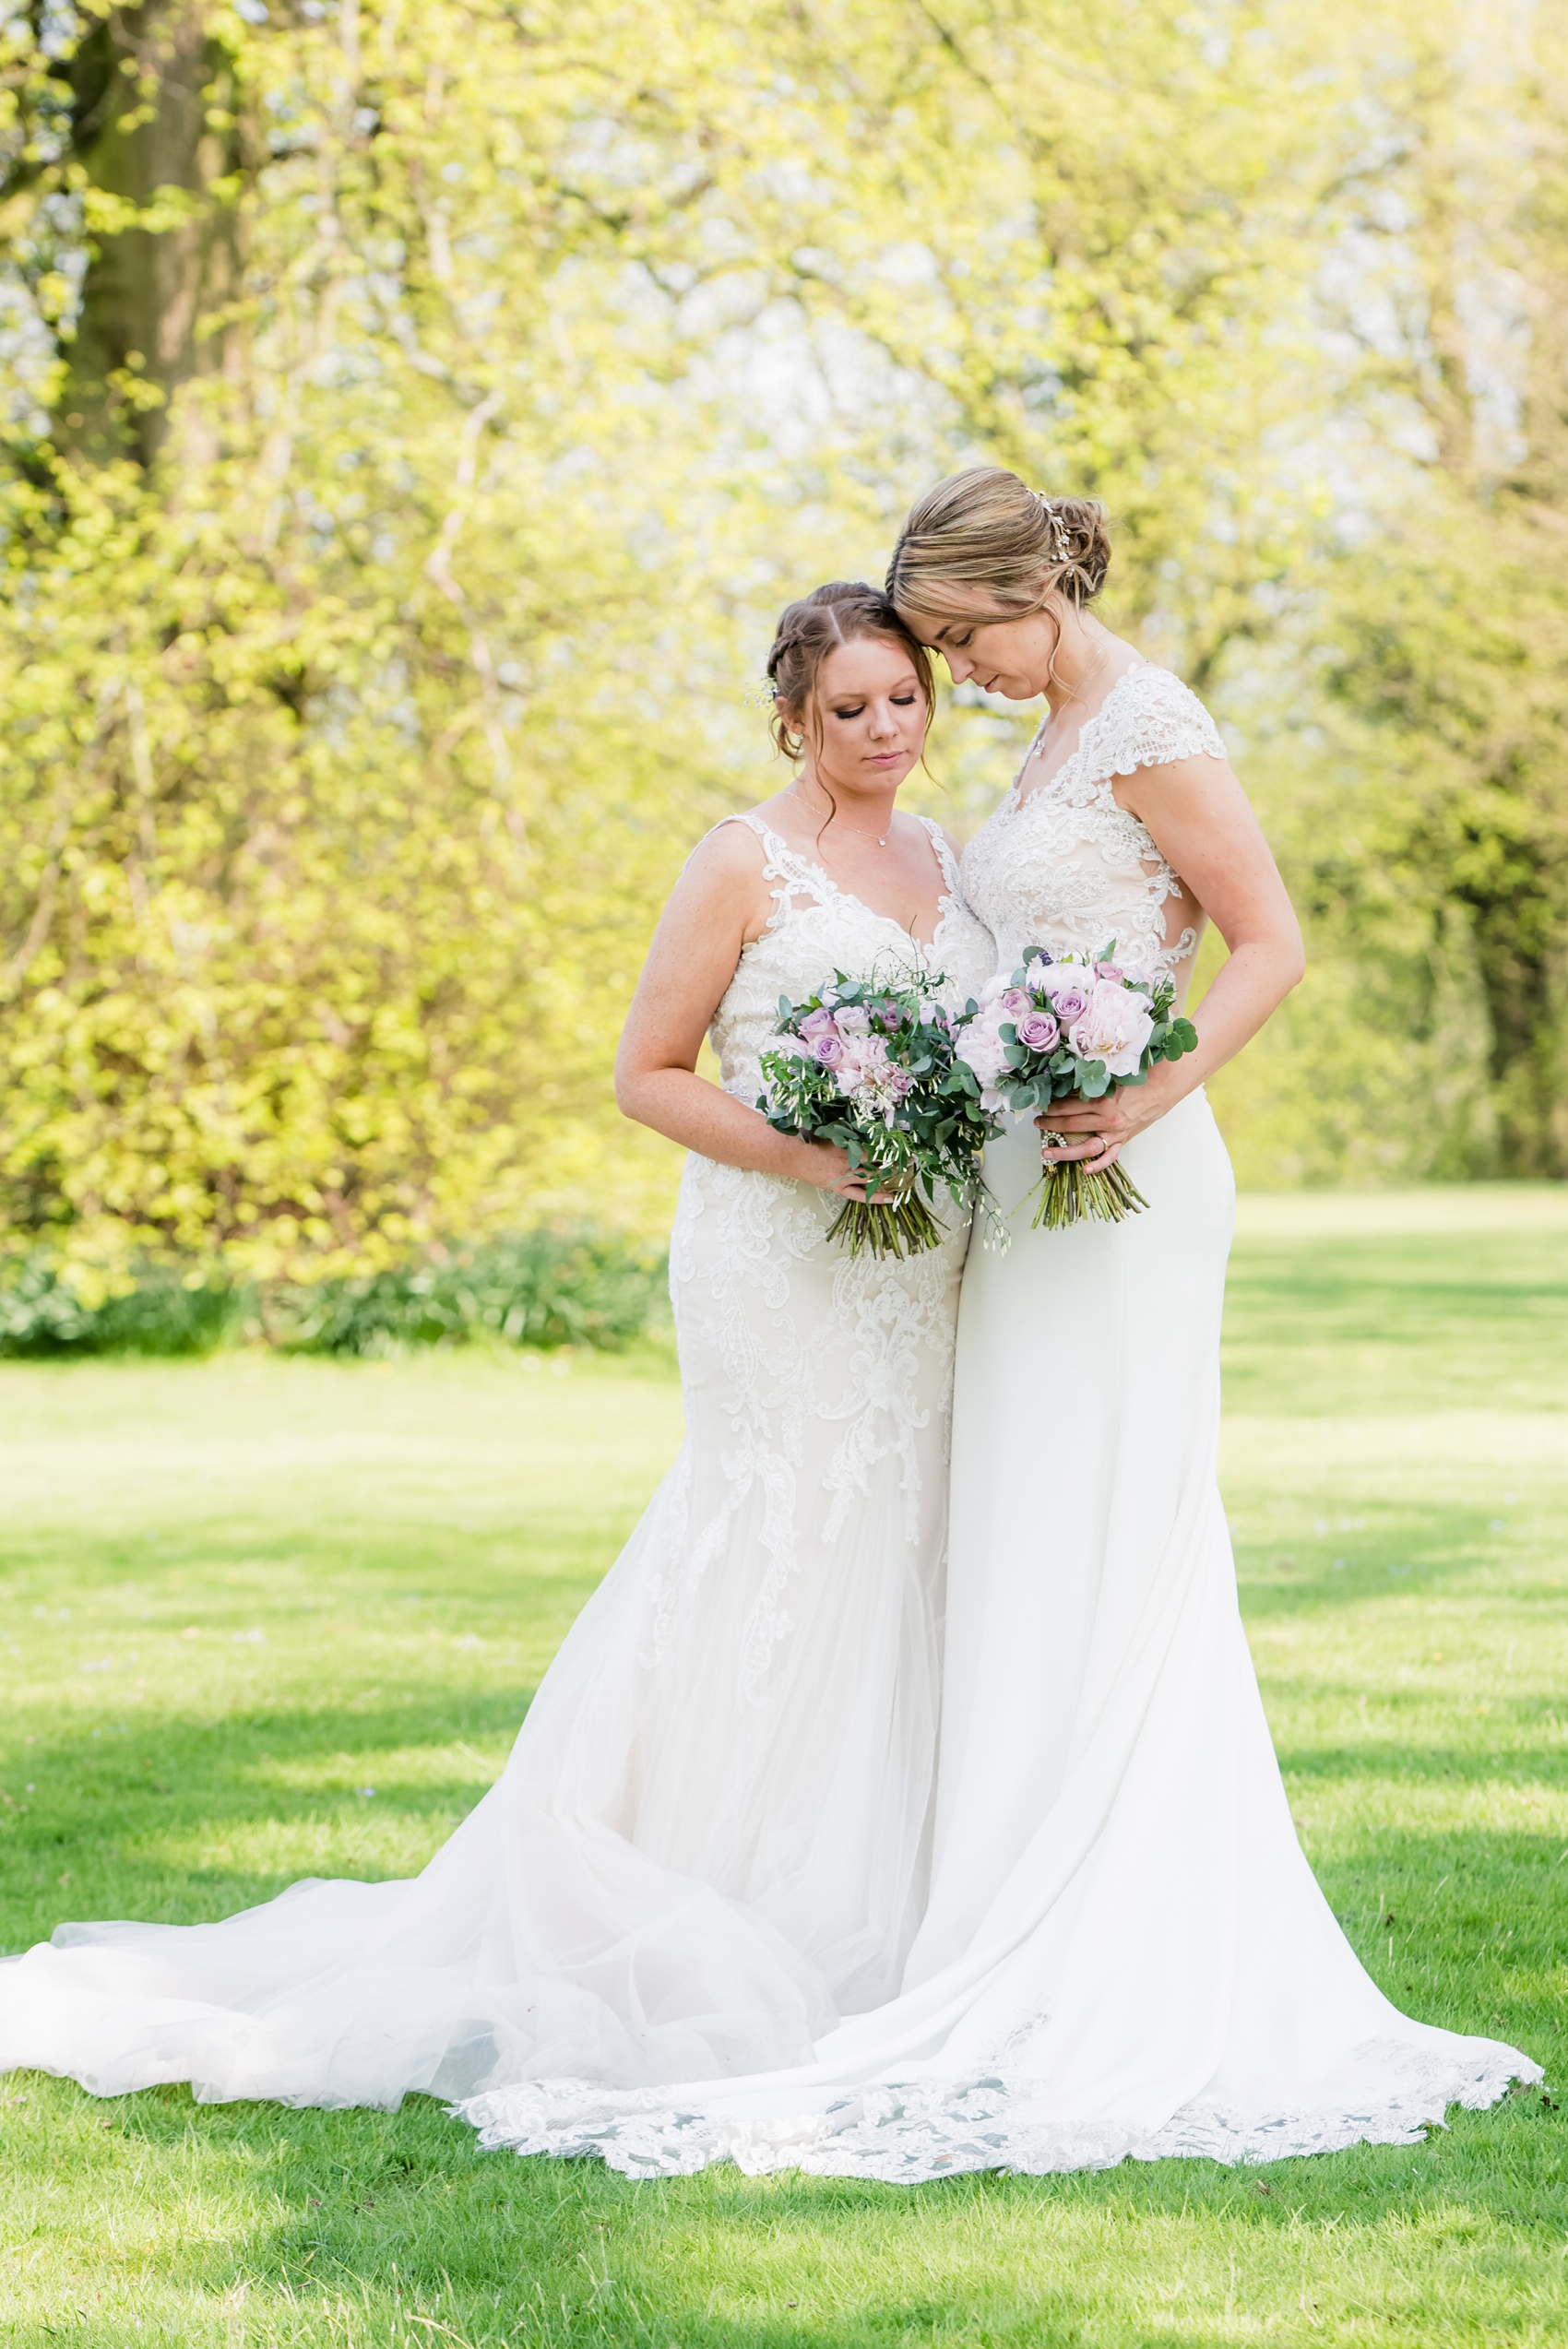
[680,814,768,889]
[664,813,776,946]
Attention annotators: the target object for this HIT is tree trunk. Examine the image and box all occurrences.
[55,0,248,468]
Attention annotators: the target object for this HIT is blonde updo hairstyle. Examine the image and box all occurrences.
[885,468,1111,654]
[765,579,935,764]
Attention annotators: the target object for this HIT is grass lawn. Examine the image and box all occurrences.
[1,1183,1565,2346]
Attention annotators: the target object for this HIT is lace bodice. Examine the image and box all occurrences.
[709,813,997,1101]
[960,663,1228,985]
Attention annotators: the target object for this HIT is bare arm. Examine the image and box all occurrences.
[1040,753,1304,1169]
[614,825,873,1194]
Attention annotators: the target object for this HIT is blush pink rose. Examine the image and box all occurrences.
[1069,979,1155,1078]
[956,1003,1009,1086]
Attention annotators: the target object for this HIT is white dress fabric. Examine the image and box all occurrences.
[0,813,996,2115]
[452,669,1538,2176]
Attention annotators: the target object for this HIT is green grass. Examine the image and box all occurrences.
[1,1186,1565,2345]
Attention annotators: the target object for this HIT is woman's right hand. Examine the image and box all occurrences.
[794,1140,899,1204]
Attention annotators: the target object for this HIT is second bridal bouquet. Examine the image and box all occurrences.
[957,944,1198,1228]
[758,967,995,1257]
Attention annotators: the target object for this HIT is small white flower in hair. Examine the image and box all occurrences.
[1035,492,1073,565]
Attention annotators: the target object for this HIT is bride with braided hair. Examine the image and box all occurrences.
[0,581,997,2122]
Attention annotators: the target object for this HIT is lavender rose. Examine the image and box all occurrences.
[1016,1010,1061,1054]
[811,1031,846,1067]
[1047,983,1091,1025]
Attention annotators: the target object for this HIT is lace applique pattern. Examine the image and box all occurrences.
[961,664,1226,979]
[459,2034,1539,2181]
[634,812,996,1707]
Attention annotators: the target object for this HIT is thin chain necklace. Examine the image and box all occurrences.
[1026,641,1119,776]
[1038,640,1111,743]
[787,780,894,849]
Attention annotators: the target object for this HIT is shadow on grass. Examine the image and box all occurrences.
[1231,1524,1557,1625]
[1,1687,542,1945]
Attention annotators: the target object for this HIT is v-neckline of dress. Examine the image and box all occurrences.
[741,813,960,959]
[1004,659,1149,821]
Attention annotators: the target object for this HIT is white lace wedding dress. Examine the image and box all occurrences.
[454,667,1537,2177]
[0,813,996,2114]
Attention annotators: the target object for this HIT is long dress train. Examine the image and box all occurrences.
[450,666,1538,2177]
[0,814,996,2110]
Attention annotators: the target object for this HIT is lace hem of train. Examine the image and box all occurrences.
[457,2039,1540,2181]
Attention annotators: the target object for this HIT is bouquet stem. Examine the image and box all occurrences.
[1030,1145,1148,1229]
[826,1190,944,1259]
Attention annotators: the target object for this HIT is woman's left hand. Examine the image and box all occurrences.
[1035,1068,1179,1174]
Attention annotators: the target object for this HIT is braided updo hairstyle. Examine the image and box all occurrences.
[885,467,1111,630]
[765,580,934,762]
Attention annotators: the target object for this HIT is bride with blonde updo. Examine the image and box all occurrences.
[868,462,1537,2173]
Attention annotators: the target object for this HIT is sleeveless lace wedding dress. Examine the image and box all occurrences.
[0,813,995,2115]
[454,668,1537,2177]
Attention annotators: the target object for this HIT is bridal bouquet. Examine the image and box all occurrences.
[956,945,1197,1228]
[757,968,996,1257]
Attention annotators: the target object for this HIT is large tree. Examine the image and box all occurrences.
[1305,0,1568,1175]
[7,0,1553,1280]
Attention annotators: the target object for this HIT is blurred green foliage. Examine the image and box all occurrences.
[0,0,1563,1281]
[0,1229,668,1358]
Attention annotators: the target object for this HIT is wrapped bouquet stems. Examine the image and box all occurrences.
[956,943,1198,1229]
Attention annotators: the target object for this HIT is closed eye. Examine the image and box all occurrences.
[830,695,921,718]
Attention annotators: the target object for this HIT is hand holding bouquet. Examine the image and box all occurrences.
[956,944,1197,1228]
[758,967,996,1257]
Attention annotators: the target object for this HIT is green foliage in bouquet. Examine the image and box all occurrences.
[758,970,993,1259]
[961,949,1198,1229]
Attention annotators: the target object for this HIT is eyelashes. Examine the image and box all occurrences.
[829,695,921,718]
